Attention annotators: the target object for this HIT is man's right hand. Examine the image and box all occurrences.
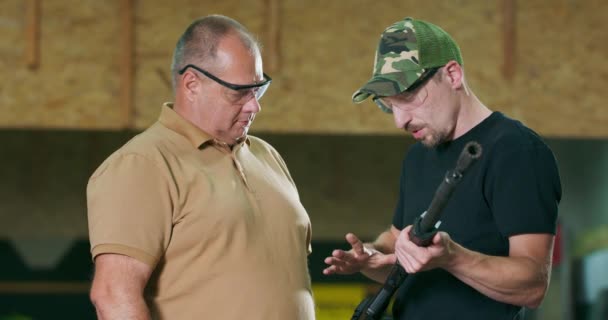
[322,233,396,276]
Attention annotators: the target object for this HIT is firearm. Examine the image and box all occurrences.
[351,141,482,320]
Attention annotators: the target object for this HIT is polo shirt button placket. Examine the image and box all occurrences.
[212,139,253,192]
[231,154,251,191]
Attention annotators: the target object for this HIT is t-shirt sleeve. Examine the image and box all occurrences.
[485,142,561,237]
[87,153,174,267]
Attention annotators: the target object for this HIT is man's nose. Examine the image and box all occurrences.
[392,108,412,129]
[243,94,261,113]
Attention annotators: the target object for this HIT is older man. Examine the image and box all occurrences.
[88,15,314,320]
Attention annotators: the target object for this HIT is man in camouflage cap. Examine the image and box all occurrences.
[324,17,561,320]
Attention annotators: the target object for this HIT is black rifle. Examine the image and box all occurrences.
[351,141,482,320]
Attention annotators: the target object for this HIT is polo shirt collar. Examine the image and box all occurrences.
[159,102,250,150]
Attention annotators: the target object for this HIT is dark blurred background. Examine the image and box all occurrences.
[1,1,607,319]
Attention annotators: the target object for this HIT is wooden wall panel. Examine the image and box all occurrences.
[0,1,123,129]
[0,0,606,137]
[504,0,608,137]
[468,0,608,138]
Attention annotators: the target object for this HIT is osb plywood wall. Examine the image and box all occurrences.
[0,0,606,137]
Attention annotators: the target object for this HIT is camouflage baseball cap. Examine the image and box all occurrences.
[352,17,463,112]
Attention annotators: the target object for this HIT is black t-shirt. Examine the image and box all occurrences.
[391,112,562,320]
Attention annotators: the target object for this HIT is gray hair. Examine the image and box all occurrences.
[170,15,261,91]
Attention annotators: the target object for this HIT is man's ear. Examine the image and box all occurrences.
[443,60,464,90]
[181,71,200,101]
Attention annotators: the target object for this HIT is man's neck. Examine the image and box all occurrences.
[452,92,492,140]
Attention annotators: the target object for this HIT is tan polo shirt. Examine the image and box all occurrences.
[87,103,314,320]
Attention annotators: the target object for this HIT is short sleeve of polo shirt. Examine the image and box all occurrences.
[87,153,174,267]
[485,142,561,237]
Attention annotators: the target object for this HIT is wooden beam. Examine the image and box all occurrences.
[25,0,41,70]
[264,0,282,74]
[121,0,135,128]
[156,67,172,90]
[0,281,89,294]
[501,0,517,80]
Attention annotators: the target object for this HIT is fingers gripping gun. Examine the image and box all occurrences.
[351,141,482,320]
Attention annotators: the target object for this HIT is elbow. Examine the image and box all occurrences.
[523,281,549,309]
[90,281,121,314]
[524,293,546,309]
[90,284,109,311]
[523,261,552,309]
[524,296,544,309]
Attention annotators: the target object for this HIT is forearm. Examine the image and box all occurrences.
[359,228,399,283]
[91,254,153,319]
[92,293,151,320]
[361,263,395,283]
[445,243,551,308]
[368,229,397,254]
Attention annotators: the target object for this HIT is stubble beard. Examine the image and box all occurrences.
[420,128,449,148]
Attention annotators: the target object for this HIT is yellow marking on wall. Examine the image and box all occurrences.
[312,283,368,320]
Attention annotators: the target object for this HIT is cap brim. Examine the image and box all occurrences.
[351,89,393,114]
[351,71,422,103]
[351,75,407,114]
[352,90,371,104]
